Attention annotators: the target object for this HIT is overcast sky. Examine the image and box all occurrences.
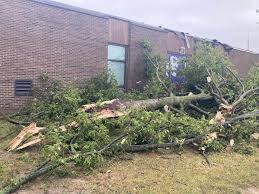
[56,0,259,53]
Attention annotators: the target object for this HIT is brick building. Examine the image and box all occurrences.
[0,0,259,112]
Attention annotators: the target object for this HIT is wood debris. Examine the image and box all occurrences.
[207,132,218,142]
[219,103,233,115]
[7,123,45,152]
[95,109,124,119]
[209,111,225,125]
[81,99,125,119]
[16,137,42,150]
[251,133,259,140]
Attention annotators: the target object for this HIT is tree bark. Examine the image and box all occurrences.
[1,163,59,194]
[122,137,198,152]
[124,93,213,110]
[226,110,259,124]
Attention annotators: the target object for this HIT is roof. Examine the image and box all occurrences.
[32,0,167,32]
[32,0,258,54]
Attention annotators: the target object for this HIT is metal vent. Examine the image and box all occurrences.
[15,80,33,96]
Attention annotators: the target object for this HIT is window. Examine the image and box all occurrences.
[15,80,33,96]
[108,44,126,86]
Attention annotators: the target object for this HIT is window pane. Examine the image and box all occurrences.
[108,45,125,61]
[108,61,125,86]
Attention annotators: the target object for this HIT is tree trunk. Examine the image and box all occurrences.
[124,93,212,110]
[82,93,213,116]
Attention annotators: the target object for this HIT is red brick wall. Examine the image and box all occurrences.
[0,0,108,111]
[1,0,258,112]
[228,49,259,76]
[128,24,168,88]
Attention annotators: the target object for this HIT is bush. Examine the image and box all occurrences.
[80,71,119,104]
[31,76,81,125]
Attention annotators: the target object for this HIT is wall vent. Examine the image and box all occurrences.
[15,80,33,96]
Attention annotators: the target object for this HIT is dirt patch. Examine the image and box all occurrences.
[240,187,259,194]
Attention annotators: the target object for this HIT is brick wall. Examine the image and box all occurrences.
[228,49,259,76]
[128,24,168,88]
[0,0,258,112]
[0,0,108,111]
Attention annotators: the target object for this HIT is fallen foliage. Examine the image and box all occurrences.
[1,43,258,194]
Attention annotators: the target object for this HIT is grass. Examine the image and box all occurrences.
[0,119,258,193]
[0,120,39,188]
[82,150,259,194]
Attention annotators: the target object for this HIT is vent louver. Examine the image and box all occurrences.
[15,80,33,96]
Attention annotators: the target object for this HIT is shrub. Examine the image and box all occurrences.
[31,76,81,125]
[80,71,119,104]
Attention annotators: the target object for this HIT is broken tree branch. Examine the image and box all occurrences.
[150,56,171,96]
[123,137,198,152]
[0,111,30,125]
[225,66,245,94]
[206,68,229,105]
[189,103,210,117]
[226,110,259,124]
[231,87,259,108]
[171,106,186,115]
[1,133,132,194]
[1,162,60,194]
[201,151,211,167]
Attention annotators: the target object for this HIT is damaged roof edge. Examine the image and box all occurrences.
[31,0,258,54]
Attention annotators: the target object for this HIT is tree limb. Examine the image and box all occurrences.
[124,93,213,110]
[143,50,171,96]
[1,133,131,194]
[226,110,259,124]
[206,68,229,106]
[231,87,259,108]
[0,111,30,125]
[188,103,210,117]
[123,137,198,152]
[225,66,245,94]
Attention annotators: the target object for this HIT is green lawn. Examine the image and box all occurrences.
[0,120,39,189]
[0,120,258,194]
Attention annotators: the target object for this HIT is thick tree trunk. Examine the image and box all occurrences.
[124,93,213,110]
[82,93,213,117]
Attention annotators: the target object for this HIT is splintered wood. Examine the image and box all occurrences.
[7,123,44,152]
[81,99,125,119]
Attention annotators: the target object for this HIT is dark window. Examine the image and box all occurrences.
[108,44,126,86]
[168,53,187,84]
[15,80,33,96]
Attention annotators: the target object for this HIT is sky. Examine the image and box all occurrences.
[55,0,259,53]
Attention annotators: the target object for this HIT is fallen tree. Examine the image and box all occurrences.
[1,43,258,194]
